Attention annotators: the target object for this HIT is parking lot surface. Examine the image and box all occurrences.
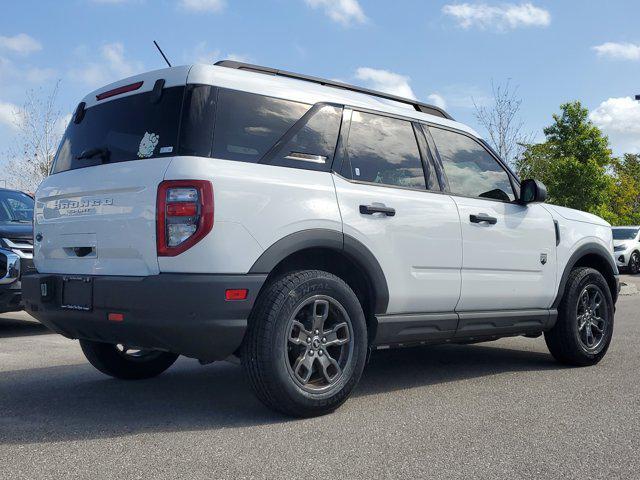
[1,277,638,479]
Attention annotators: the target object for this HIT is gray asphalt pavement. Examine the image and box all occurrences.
[1,278,639,479]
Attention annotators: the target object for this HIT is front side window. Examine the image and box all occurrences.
[212,89,310,163]
[343,111,426,189]
[430,127,515,202]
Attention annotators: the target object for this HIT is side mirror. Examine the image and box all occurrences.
[520,179,547,204]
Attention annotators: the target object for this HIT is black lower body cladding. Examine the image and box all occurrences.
[22,273,267,361]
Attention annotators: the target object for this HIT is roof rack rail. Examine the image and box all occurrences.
[214,60,454,120]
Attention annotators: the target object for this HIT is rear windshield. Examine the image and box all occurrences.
[0,190,34,223]
[52,84,342,175]
[52,86,185,173]
[613,228,639,240]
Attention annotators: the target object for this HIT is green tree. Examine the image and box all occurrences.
[516,101,614,217]
[608,154,640,225]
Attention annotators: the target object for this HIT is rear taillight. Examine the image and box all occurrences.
[156,180,214,256]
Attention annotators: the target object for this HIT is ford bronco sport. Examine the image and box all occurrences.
[23,61,619,417]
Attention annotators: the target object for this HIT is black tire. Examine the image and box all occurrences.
[628,251,640,275]
[242,270,368,418]
[545,267,614,366]
[79,340,179,380]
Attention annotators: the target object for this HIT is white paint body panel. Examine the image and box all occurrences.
[542,204,615,287]
[159,157,341,274]
[453,197,557,311]
[333,175,462,314]
[34,158,172,276]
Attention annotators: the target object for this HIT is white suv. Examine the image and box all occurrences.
[612,226,640,274]
[23,61,619,417]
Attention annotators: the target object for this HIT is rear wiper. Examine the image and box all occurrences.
[76,147,111,162]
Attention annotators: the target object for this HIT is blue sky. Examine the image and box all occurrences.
[1,0,640,180]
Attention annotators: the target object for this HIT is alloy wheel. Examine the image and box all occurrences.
[630,253,640,275]
[285,295,353,393]
[115,344,164,362]
[576,285,609,352]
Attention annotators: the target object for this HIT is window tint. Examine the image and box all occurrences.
[266,104,342,171]
[53,87,184,174]
[212,89,310,163]
[613,228,639,240]
[344,111,426,189]
[0,191,33,223]
[179,85,217,157]
[430,127,515,201]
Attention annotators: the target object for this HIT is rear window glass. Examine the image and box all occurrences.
[263,104,343,171]
[343,111,426,190]
[212,89,310,163]
[52,86,185,173]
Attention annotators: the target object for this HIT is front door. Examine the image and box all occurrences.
[428,125,557,312]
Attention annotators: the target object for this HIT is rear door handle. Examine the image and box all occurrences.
[359,204,396,217]
[470,213,497,225]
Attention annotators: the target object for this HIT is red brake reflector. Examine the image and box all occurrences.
[166,202,198,217]
[108,313,125,322]
[225,289,248,301]
[96,81,144,101]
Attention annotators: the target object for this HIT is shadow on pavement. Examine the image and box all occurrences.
[0,342,558,445]
[0,317,50,339]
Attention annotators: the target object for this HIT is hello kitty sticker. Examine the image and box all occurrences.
[138,132,159,158]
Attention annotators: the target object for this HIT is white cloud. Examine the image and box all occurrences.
[427,93,447,110]
[304,0,367,26]
[0,101,23,131]
[593,42,640,61]
[0,33,42,55]
[179,0,226,13]
[355,67,416,99]
[25,67,57,84]
[442,3,550,31]
[590,97,640,154]
[69,43,143,88]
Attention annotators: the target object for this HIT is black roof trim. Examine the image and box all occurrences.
[214,60,454,120]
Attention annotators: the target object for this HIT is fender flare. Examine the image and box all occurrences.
[249,229,390,314]
[553,242,619,308]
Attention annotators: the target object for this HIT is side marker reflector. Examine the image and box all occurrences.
[225,289,248,301]
[108,313,125,322]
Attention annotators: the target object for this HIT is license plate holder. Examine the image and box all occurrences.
[61,276,93,311]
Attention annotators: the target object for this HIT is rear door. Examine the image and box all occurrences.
[34,70,190,276]
[427,125,557,312]
[333,109,462,315]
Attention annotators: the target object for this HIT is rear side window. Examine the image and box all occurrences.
[212,89,310,163]
[262,104,343,171]
[343,111,426,189]
[430,127,515,202]
[53,87,184,174]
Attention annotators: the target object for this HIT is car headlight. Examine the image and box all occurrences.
[614,245,627,252]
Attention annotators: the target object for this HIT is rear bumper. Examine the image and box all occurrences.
[22,273,266,361]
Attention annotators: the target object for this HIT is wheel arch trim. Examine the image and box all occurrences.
[553,242,619,309]
[248,229,390,314]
